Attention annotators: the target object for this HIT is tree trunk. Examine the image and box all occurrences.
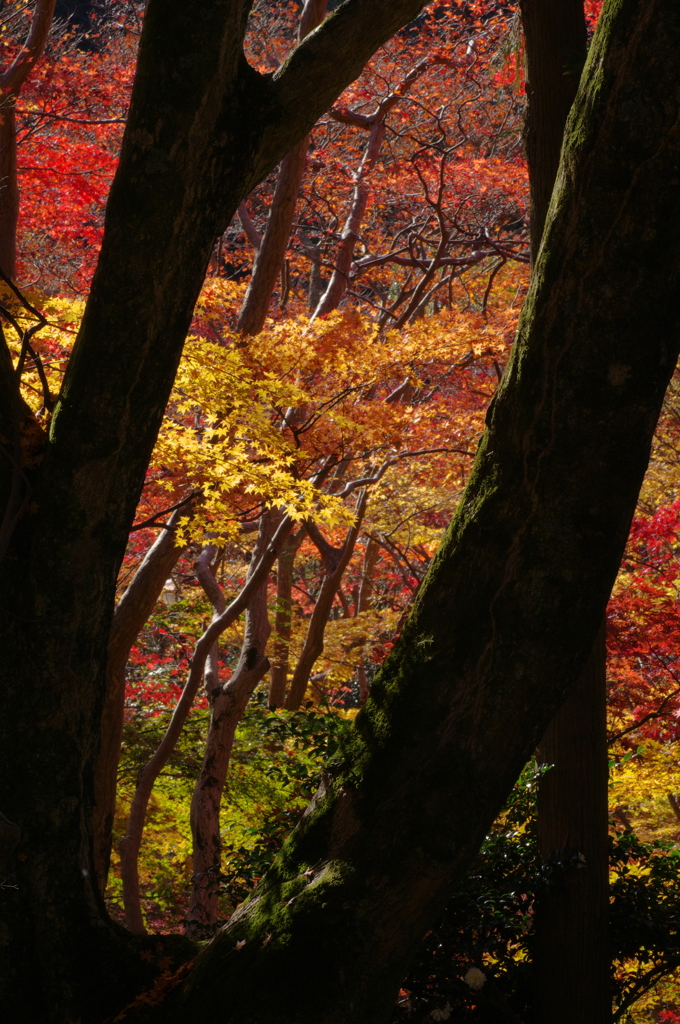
[269,528,305,708]
[284,492,367,709]
[237,0,328,335]
[186,515,274,937]
[520,5,610,1019]
[520,0,588,263]
[0,0,57,277]
[93,504,190,893]
[534,622,610,1023]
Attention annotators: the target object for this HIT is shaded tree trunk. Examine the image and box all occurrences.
[534,622,610,1023]
[520,0,588,263]
[520,4,610,1019]
[93,503,190,892]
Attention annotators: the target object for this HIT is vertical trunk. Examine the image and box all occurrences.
[356,533,379,704]
[186,515,274,936]
[0,103,18,278]
[93,505,189,893]
[520,3,610,1020]
[0,0,57,278]
[269,528,305,708]
[236,0,328,335]
[534,622,610,1023]
[520,0,588,262]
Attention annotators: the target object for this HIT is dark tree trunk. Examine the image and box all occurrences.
[520,0,588,263]
[237,0,328,335]
[93,505,190,892]
[534,622,610,1023]
[521,4,610,1018]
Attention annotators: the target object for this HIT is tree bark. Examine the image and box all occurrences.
[534,622,610,1023]
[186,515,274,937]
[0,0,57,277]
[237,0,328,335]
[520,5,610,1019]
[269,528,305,708]
[93,504,190,893]
[284,491,367,709]
[520,0,588,263]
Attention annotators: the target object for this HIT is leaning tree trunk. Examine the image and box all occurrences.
[93,503,190,892]
[129,4,680,1020]
[236,0,327,335]
[284,491,367,710]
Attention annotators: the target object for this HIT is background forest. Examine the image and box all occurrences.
[4,0,680,1019]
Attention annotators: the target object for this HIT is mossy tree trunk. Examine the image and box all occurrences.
[135,2,680,1020]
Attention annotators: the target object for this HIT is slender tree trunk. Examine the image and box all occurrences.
[186,515,274,936]
[313,122,385,318]
[534,622,610,1022]
[0,0,57,277]
[237,0,327,335]
[269,528,305,708]
[520,4,610,1019]
[284,492,367,709]
[93,504,189,892]
[118,516,293,934]
[356,533,379,704]
[520,0,588,263]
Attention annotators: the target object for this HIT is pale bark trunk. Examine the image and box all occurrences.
[312,122,385,319]
[237,0,328,335]
[269,528,305,708]
[186,515,275,936]
[194,544,226,701]
[285,491,367,710]
[93,503,189,893]
[118,515,294,934]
